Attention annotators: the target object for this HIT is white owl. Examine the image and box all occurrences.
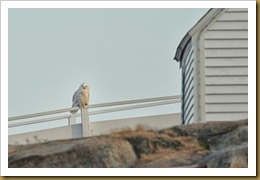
[71,83,90,114]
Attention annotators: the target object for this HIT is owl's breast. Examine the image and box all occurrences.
[81,91,89,106]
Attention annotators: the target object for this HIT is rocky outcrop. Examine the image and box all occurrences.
[160,119,248,168]
[8,119,248,168]
[9,137,137,168]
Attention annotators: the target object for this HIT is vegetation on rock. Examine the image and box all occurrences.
[8,119,248,168]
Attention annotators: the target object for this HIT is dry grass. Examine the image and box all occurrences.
[136,136,209,167]
[141,136,208,158]
[110,124,154,135]
[110,127,133,134]
[109,123,210,167]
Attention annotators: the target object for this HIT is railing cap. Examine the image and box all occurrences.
[8,95,181,121]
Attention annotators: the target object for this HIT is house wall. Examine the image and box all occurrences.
[202,8,248,121]
[181,39,195,124]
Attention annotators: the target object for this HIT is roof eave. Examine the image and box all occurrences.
[173,8,225,64]
[188,8,224,36]
[174,33,191,62]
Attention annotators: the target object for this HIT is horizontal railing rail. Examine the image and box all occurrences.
[8,115,71,128]
[77,99,180,117]
[8,107,78,121]
[8,95,181,128]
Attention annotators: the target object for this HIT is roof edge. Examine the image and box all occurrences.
[174,33,191,62]
[173,8,225,64]
[188,8,225,36]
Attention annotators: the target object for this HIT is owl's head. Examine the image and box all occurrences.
[80,83,89,90]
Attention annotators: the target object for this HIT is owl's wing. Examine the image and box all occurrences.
[72,89,80,107]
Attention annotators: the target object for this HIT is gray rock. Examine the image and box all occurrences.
[199,144,248,168]
[9,119,248,168]
[9,136,137,168]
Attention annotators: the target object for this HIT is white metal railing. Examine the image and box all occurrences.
[8,95,181,137]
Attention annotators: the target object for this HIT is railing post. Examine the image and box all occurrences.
[81,107,89,137]
[68,115,76,126]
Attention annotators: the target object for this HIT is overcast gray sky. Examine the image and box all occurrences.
[8,8,208,133]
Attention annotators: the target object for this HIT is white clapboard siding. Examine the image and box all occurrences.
[204,30,248,39]
[205,39,248,48]
[206,94,248,103]
[206,112,247,121]
[225,8,248,12]
[209,21,248,30]
[205,58,248,67]
[205,76,248,85]
[175,8,248,124]
[205,67,248,76]
[205,85,248,94]
[218,12,248,21]
[206,103,248,113]
[205,48,248,58]
[203,8,248,121]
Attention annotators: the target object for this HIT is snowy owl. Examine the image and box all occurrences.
[70,83,90,114]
